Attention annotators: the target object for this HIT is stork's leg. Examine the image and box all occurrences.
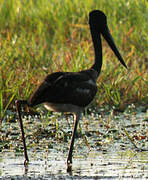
[16,100,29,164]
[67,111,81,166]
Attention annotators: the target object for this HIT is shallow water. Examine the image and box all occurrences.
[0,107,148,179]
[1,150,148,179]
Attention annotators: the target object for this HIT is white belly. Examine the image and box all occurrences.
[44,103,84,113]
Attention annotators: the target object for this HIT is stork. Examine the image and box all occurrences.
[16,10,127,169]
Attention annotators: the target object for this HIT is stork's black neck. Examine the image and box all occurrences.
[90,27,102,76]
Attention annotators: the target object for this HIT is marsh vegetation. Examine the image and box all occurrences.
[0,0,148,179]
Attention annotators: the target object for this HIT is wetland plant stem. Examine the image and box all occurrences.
[122,128,147,151]
[123,128,138,149]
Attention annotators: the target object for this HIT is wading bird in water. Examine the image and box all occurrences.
[16,10,127,170]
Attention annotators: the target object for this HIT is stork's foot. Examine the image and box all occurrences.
[67,161,72,173]
[24,160,29,175]
[24,159,29,166]
[67,157,72,172]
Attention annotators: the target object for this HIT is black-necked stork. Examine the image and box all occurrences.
[16,10,127,167]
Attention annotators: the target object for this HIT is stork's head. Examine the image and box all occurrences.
[89,10,127,69]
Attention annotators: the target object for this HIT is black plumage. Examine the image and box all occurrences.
[28,70,98,108]
[16,10,127,170]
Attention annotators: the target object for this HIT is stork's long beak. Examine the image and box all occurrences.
[101,25,127,69]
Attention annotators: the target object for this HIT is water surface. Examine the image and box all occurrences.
[0,107,148,179]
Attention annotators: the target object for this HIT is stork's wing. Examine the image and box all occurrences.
[28,71,97,107]
[28,72,65,106]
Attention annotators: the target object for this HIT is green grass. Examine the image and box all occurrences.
[0,0,148,118]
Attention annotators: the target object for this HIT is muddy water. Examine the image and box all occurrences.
[0,108,148,179]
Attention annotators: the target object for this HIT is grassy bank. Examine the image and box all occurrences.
[0,0,148,120]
